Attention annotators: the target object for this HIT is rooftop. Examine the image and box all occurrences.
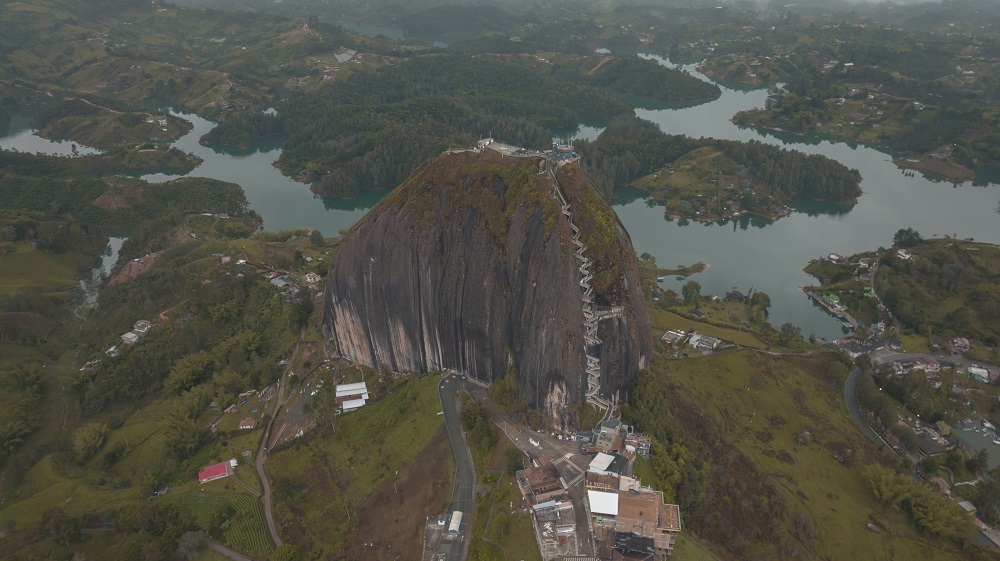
[588,490,619,516]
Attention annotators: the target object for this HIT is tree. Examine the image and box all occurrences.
[681,280,701,305]
[176,530,208,560]
[504,447,523,474]
[40,507,80,547]
[893,227,923,248]
[779,322,802,345]
[967,449,989,475]
[310,229,324,246]
[73,422,109,463]
[919,456,939,474]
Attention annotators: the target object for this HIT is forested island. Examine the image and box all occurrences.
[576,115,862,216]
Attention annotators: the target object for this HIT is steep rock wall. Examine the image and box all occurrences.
[323,150,649,423]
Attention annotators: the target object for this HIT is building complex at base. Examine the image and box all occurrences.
[517,440,682,560]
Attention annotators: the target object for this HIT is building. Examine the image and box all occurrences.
[688,333,721,351]
[335,382,370,412]
[517,458,565,503]
[121,331,140,346]
[238,417,258,430]
[953,337,970,352]
[725,290,746,302]
[968,366,991,383]
[916,427,959,457]
[133,319,152,335]
[589,453,619,477]
[198,461,232,483]
[661,330,686,347]
[304,272,321,284]
[588,486,682,559]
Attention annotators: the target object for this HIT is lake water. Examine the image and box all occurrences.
[2,59,999,338]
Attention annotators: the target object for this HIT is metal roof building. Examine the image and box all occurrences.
[336,382,369,398]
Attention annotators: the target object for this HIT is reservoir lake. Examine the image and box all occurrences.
[2,60,999,339]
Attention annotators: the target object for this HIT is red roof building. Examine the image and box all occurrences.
[198,462,231,484]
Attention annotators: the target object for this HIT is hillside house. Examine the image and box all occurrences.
[238,417,258,430]
[198,461,232,483]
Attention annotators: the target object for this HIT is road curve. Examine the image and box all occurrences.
[844,368,887,451]
[439,375,478,561]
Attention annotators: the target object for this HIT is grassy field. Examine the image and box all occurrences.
[647,306,767,349]
[635,350,974,561]
[467,428,542,561]
[0,241,89,295]
[672,534,723,561]
[266,374,452,559]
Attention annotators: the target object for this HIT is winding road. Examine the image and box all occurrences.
[439,375,478,561]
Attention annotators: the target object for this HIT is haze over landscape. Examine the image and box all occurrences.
[1,1,1000,561]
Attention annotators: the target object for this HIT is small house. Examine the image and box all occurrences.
[121,332,140,346]
[198,461,232,484]
[952,337,970,352]
[133,320,152,334]
[304,272,322,284]
[238,417,258,430]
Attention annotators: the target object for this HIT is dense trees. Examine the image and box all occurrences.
[576,115,862,202]
[893,227,923,248]
[865,464,971,541]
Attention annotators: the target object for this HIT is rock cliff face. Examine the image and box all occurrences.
[323,149,649,426]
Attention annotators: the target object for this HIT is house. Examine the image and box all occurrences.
[916,427,959,457]
[198,461,232,483]
[725,290,746,302]
[661,330,687,346]
[968,366,991,383]
[952,337,970,352]
[133,319,152,335]
[827,252,844,262]
[897,249,912,260]
[691,309,708,318]
[688,333,721,351]
[121,332,140,346]
[304,272,321,284]
[925,372,943,389]
[238,417,258,430]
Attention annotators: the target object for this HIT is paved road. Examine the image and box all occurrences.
[256,378,284,549]
[460,381,596,557]
[844,368,893,454]
[206,539,253,561]
[440,375,477,561]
